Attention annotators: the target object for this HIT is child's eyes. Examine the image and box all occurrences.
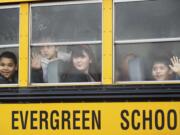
[0,63,14,67]
[7,64,14,67]
[0,63,5,66]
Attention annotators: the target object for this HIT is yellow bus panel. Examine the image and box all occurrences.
[0,102,179,135]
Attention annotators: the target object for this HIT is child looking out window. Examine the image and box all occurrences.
[0,51,18,84]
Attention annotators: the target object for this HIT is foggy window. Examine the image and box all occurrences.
[0,6,19,84]
[114,0,180,82]
[31,2,101,44]
[0,7,19,45]
[115,0,180,40]
[30,1,102,84]
[115,42,180,82]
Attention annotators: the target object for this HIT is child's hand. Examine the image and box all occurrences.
[169,56,180,76]
[31,52,42,69]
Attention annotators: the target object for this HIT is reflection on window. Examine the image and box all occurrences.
[0,6,19,84]
[30,0,102,84]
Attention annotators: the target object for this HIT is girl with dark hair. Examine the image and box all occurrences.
[61,45,101,82]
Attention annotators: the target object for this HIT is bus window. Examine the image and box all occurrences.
[115,0,180,40]
[114,0,180,82]
[30,1,102,84]
[115,42,180,82]
[0,6,19,84]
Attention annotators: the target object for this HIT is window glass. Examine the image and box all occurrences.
[115,42,180,82]
[115,0,180,40]
[31,2,102,43]
[0,8,19,45]
[60,45,101,83]
[0,7,19,84]
[31,45,101,83]
[30,2,102,84]
[115,0,180,83]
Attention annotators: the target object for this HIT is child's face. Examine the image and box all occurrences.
[152,62,172,81]
[0,58,17,79]
[72,51,92,73]
[40,46,57,60]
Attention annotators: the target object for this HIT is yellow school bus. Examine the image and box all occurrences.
[0,0,179,134]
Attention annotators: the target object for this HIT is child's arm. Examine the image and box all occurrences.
[169,56,180,76]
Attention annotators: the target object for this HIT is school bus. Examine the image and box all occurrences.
[0,0,179,134]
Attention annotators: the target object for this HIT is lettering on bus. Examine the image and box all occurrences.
[120,109,178,130]
[12,110,101,130]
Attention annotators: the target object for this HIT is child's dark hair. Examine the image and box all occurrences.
[0,51,17,65]
[71,45,93,60]
[152,57,170,68]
